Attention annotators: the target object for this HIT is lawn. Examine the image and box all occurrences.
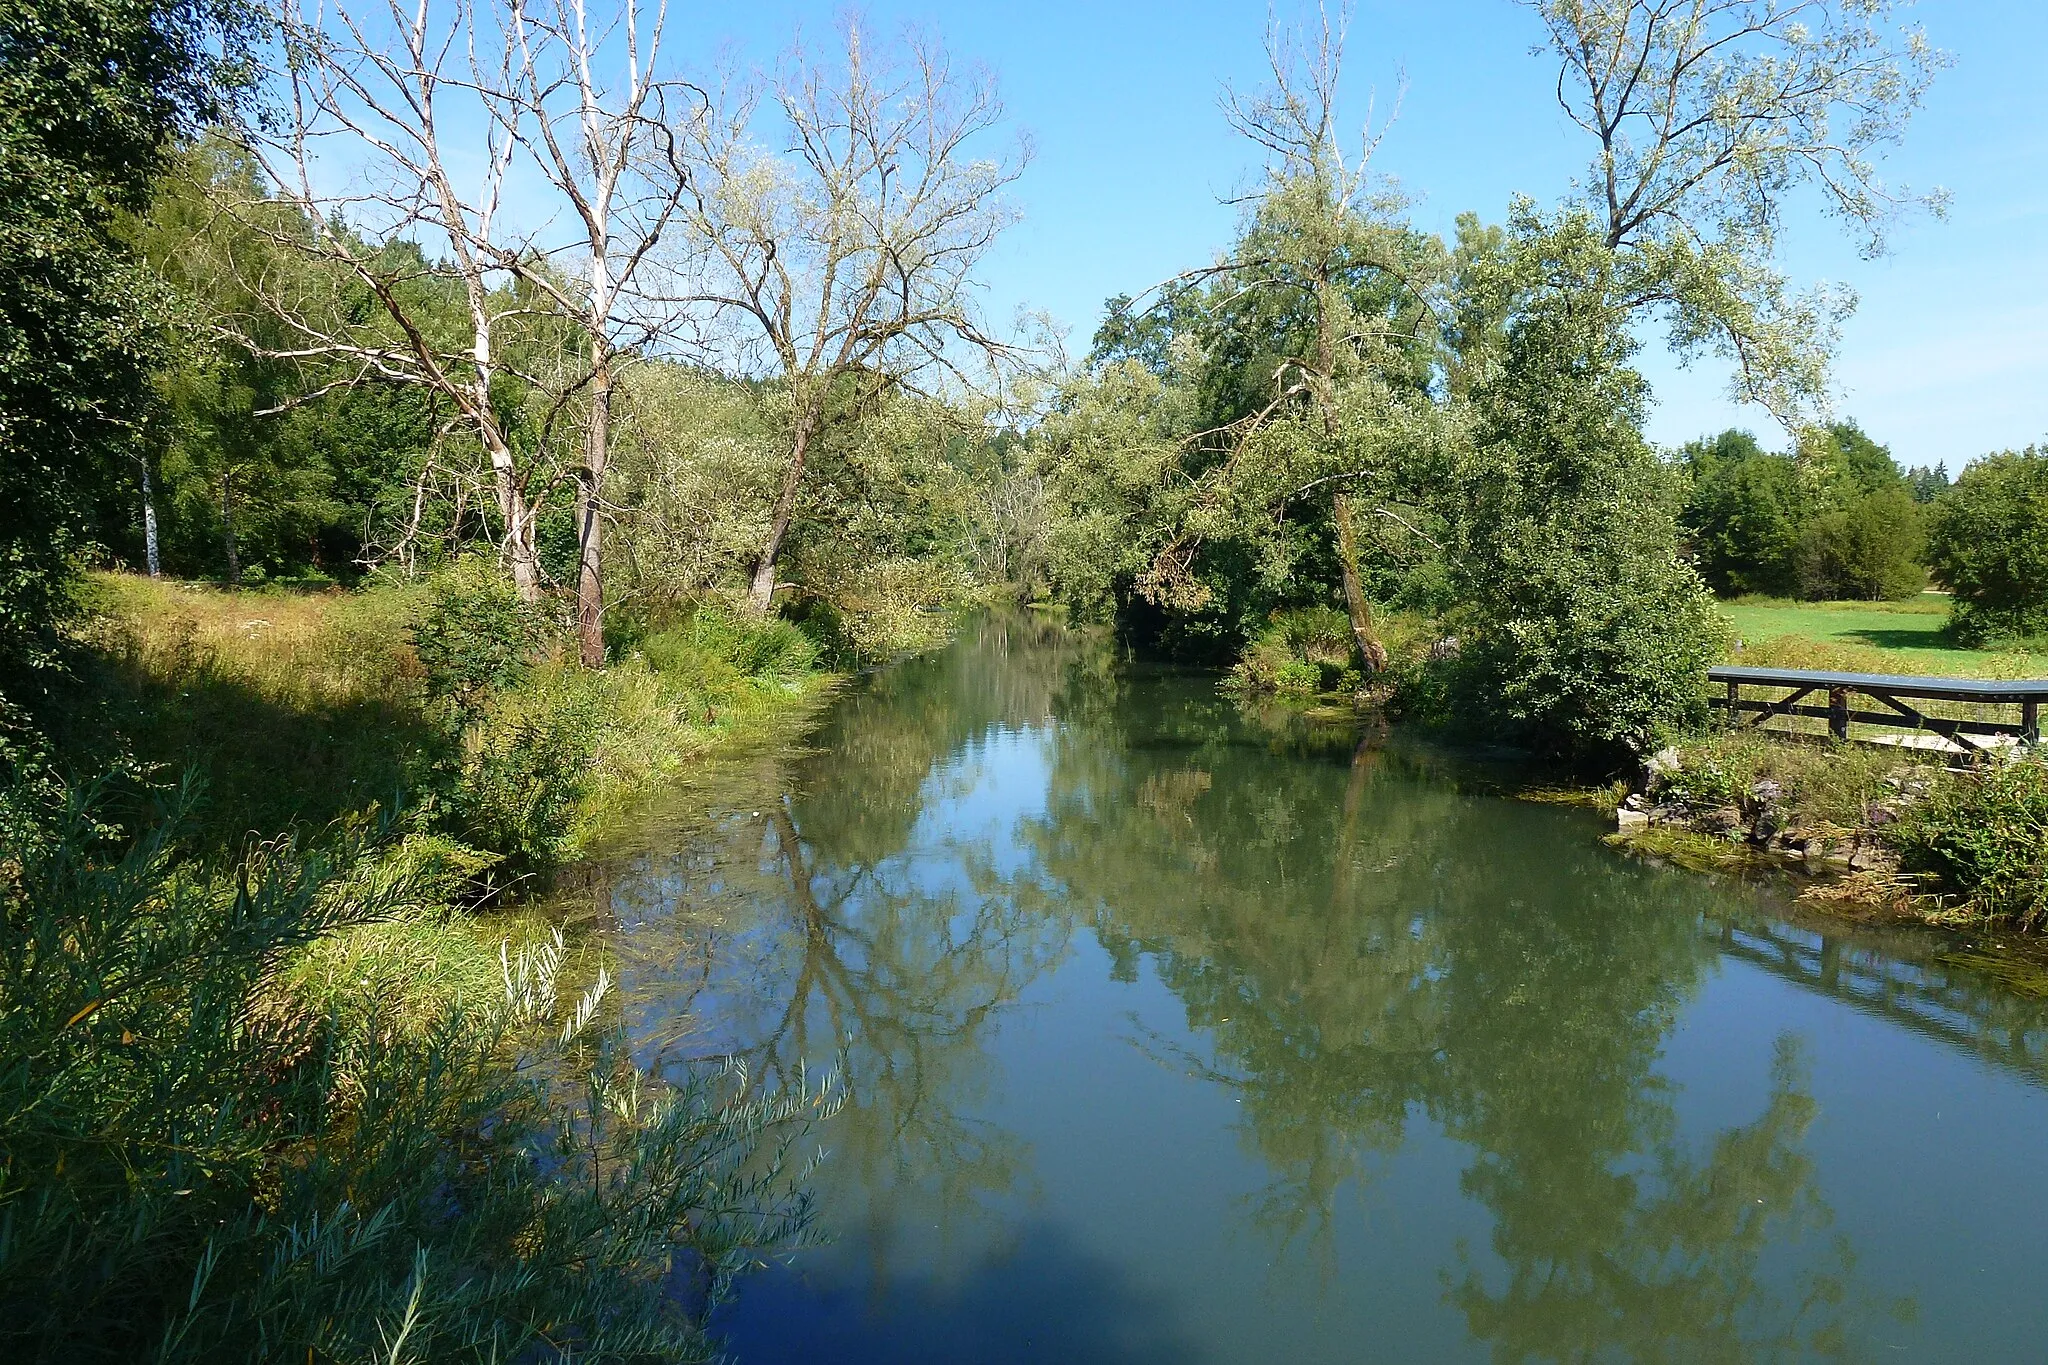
[1719,594,2048,679]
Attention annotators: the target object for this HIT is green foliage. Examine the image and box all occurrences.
[1891,762,2048,928]
[1904,463,1950,503]
[1231,606,1358,696]
[1680,433,1803,596]
[0,785,827,1362]
[439,674,603,881]
[1446,208,1729,766]
[633,603,820,683]
[409,560,550,707]
[0,0,250,690]
[1794,485,1925,601]
[1681,423,1925,601]
[1926,446,2048,646]
[1651,755,1742,814]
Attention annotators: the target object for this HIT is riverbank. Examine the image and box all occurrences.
[0,571,858,1360]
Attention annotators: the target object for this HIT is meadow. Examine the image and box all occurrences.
[1720,594,2048,679]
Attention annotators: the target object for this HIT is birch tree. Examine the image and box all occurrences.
[492,0,701,664]
[233,0,549,598]
[672,23,1024,616]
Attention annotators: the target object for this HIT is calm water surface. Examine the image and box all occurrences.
[569,616,2048,1363]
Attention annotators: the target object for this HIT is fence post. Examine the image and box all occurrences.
[1828,687,1850,741]
[2025,698,2040,746]
[1725,678,1739,727]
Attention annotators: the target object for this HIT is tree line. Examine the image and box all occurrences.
[10,0,2031,769]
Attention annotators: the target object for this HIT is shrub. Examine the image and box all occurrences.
[636,603,819,684]
[409,560,550,706]
[439,669,607,882]
[1794,486,1925,601]
[1927,446,2048,645]
[1230,606,1357,695]
[1889,761,2048,927]
[0,784,827,1363]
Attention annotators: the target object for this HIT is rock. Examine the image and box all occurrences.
[1696,805,1743,835]
[1621,792,1648,813]
[1427,636,1462,662]
[1646,746,1683,778]
[1616,808,1651,831]
[1865,802,1900,828]
[1748,779,1783,807]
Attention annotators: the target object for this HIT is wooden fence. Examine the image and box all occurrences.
[1707,665,2048,756]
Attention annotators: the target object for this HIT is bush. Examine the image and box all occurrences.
[1890,761,2048,927]
[409,560,550,706]
[635,603,820,684]
[1794,486,1925,601]
[0,785,827,1363]
[1230,606,1357,695]
[438,671,606,883]
[1927,446,2048,645]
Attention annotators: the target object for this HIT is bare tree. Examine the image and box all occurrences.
[232,0,550,598]
[487,0,703,664]
[671,22,1025,616]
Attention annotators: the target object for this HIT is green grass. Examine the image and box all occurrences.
[1719,594,2048,679]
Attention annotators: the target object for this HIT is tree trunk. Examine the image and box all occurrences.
[747,410,818,616]
[140,455,160,578]
[575,357,611,667]
[1333,492,1388,675]
[220,469,240,588]
[485,433,541,602]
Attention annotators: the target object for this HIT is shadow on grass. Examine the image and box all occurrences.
[54,649,453,860]
[1845,628,1969,652]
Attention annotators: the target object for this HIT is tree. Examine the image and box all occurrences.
[1795,484,1923,600]
[1679,429,1804,596]
[236,0,553,600]
[0,0,249,691]
[488,0,702,663]
[1449,206,1728,764]
[1680,420,1924,600]
[1043,11,1452,667]
[1926,447,2048,645]
[1525,0,1947,418]
[1904,463,1949,503]
[671,21,1025,615]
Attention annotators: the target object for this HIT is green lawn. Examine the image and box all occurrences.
[1718,595,2048,679]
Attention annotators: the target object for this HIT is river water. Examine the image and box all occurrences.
[569,614,2048,1363]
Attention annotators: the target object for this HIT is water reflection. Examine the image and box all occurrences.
[568,615,2048,1363]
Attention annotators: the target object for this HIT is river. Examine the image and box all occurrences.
[563,613,2048,1363]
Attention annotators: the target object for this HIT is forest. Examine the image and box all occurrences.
[4,0,2047,1359]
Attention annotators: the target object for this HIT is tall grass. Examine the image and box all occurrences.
[59,572,838,878]
[0,785,831,1362]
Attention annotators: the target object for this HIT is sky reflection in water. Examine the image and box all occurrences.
[566,616,2048,1364]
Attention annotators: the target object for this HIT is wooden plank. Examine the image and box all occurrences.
[1709,664,2048,704]
[1711,698,2023,738]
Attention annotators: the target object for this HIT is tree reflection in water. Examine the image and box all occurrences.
[573,616,2032,1359]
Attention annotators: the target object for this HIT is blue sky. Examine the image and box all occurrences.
[706,0,2047,470]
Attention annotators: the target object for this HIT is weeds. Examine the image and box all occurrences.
[0,784,832,1362]
[1890,761,2048,929]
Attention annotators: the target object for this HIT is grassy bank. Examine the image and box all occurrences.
[60,572,838,868]
[0,569,867,1360]
[1720,594,2048,678]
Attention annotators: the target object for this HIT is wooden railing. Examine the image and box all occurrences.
[1708,665,2048,755]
